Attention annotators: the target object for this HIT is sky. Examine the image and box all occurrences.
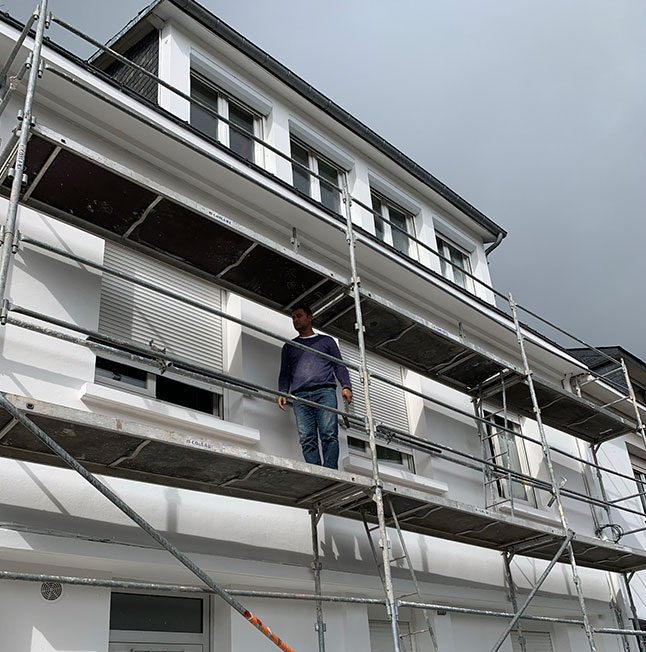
[3,0,645,358]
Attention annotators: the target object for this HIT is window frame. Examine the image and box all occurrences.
[370,190,417,258]
[486,413,536,508]
[347,434,415,473]
[290,136,344,213]
[436,234,475,293]
[109,590,210,648]
[95,353,223,418]
[190,71,263,163]
[632,458,646,516]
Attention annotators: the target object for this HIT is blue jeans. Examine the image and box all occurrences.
[293,387,339,469]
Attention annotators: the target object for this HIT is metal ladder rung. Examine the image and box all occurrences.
[401,626,434,638]
[397,590,418,599]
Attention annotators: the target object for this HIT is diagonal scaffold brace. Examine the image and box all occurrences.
[0,392,296,652]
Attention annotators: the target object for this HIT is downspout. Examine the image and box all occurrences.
[485,231,504,257]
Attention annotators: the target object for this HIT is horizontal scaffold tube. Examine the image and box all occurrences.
[1,570,645,636]
[15,236,615,465]
[38,59,630,397]
[7,309,646,525]
[45,15,630,382]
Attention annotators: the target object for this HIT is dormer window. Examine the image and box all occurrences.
[190,73,261,163]
[436,234,473,292]
[370,191,414,257]
[290,137,343,213]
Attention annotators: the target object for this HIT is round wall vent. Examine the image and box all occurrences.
[40,581,63,602]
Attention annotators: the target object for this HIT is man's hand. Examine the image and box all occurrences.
[277,396,287,411]
[342,388,353,405]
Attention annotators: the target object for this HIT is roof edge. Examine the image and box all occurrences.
[169,0,507,240]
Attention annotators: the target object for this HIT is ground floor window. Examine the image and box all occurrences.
[109,592,209,652]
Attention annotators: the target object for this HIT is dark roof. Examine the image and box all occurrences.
[94,0,507,241]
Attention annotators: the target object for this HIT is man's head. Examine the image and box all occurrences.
[291,304,314,336]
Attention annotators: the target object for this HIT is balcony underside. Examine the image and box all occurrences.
[2,130,634,444]
[0,394,643,573]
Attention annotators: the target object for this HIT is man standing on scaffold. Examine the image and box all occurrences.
[278,304,352,469]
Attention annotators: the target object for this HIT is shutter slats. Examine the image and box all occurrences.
[368,620,412,652]
[512,631,554,652]
[99,243,223,369]
[340,343,409,433]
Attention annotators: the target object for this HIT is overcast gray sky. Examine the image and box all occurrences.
[4,0,645,358]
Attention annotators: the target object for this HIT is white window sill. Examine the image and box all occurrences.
[342,454,448,495]
[80,382,259,446]
[499,502,561,527]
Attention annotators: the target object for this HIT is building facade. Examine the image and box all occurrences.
[0,2,646,651]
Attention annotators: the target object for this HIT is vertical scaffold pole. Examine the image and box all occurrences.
[310,509,326,652]
[342,180,401,652]
[623,573,644,652]
[0,0,48,304]
[508,293,597,652]
[502,552,527,652]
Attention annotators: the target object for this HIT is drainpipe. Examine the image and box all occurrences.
[485,231,504,257]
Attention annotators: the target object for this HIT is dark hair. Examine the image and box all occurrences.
[291,303,313,317]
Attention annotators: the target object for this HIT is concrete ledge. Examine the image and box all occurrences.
[80,382,260,446]
[342,454,448,495]
[500,502,562,527]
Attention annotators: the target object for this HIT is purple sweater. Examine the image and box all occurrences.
[278,334,352,394]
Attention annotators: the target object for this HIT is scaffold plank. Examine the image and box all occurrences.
[1,393,644,574]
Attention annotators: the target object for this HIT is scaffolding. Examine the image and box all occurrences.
[1,3,646,651]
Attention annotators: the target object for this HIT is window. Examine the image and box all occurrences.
[486,414,536,506]
[109,592,209,651]
[96,357,221,416]
[97,242,224,414]
[190,73,261,163]
[632,460,646,515]
[370,191,415,257]
[340,343,414,471]
[290,137,343,213]
[436,235,473,291]
[347,435,414,472]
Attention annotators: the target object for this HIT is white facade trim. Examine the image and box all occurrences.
[367,169,422,215]
[191,49,272,116]
[288,116,354,171]
[81,382,260,446]
[342,453,449,495]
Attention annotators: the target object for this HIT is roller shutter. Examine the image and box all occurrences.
[511,631,554,652]
[340,343,410,434]
[99,242,223,369]
[369,620,412,652]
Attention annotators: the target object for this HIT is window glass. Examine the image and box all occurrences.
[291,139,311,196]
[156,375,214,414]
[229,102,255,162]
[110,593,203,633]
[388,206,409,255]
[370,191,412,256]
[371,194,385,241]
[96,357,147,389]
[318,158,340,212]
[290,138,342,213]
[437,236,472,291]
[488,415,531,503]
[634,468,646,514]
[190,77,219,142]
